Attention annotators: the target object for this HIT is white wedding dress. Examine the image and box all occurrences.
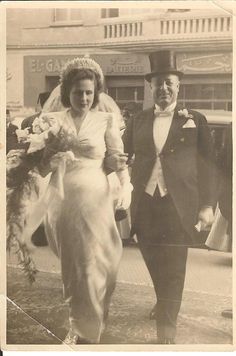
[41,109,128,342]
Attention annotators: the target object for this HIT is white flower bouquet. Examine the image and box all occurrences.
[7,114,77,283]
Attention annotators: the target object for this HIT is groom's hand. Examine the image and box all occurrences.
[105,153,128,172]
[198,206,214,230]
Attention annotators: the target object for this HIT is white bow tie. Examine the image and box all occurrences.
[154,109,172,117]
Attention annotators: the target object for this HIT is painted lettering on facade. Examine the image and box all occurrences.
[107,56,145,74]
[28,56,146,75]
[178,53,232,73]
[29,58,68,73]
[107,65,144,74]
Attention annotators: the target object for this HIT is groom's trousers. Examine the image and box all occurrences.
[135,191,189,339]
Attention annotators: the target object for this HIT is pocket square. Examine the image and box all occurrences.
[182,119,196,128]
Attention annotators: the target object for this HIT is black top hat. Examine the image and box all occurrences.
[145,50,183,82]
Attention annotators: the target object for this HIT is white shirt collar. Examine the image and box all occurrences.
[154,101,177,113]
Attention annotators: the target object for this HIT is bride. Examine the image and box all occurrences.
[36,57,132,344]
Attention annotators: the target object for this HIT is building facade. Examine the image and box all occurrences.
[6,7,232,116]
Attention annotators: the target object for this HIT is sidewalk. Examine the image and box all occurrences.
[7,266,232,345]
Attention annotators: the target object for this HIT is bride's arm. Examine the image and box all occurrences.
[105,114,133,209]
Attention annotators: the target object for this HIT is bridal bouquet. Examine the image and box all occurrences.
[7,114,76,283]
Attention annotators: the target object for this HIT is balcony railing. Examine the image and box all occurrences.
[103,15,231,41]
[104,22,143,39]
[18,13,232,47]
[160,16,231,36]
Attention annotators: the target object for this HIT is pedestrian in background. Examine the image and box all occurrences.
[6,109,24,154]
[121,50,216,344]
[21,92,51,247]
[21,91,51,133]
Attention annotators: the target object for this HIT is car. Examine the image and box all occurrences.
[202,110,232,165]
[194,110,232,248]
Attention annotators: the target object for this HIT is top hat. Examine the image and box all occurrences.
[145,50,183,82]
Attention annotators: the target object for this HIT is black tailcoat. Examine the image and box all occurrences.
[123,106,217,244]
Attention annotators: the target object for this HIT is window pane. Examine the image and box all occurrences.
[109,9,119,17]
[187,101,212,109]
[107,87,116,100]
[117,87,135,101]
[101,8,119,18]
[70,9,81,21]
[55,9,68,22]
[227,84,232,98]
[101,9,106,18]
[214,102,227,110]
[201,85,214,100]
[137,87,144,100]
[178,85,184,99]
[184,84,213,100]
[214,84,230,99]
[227,102,232,111]
[184,85,199,99]
[45,76,60,92]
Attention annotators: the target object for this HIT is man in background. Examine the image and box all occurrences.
[21,91,51,132]
[6,109,24,154]
[21,92,51,247]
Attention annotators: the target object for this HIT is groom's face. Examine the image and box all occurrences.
[150,74,180,109]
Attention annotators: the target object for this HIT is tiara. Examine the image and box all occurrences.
[60,56,104,88]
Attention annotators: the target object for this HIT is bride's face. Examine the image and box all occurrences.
[69,79,95,115]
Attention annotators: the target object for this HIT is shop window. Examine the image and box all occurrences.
[183,102,212,110]
[45,76,60,93]
[53,9,82,23]
[117,87,135,101]
[137,87,144,100]
[101,9,119,18]
[108,87,116,100]
[107,86,144,108]
[178,83,232,111]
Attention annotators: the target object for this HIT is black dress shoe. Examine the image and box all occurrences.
[149,303,157,320]
[157,337,175,344]
[77,336,92,344]
[221,309,232,319]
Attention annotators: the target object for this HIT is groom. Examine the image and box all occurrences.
[121,50,216,343]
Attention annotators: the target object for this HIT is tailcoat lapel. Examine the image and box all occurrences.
[138,107,156,158]
[161,106,188,155]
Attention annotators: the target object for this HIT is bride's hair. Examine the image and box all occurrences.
[61,68,102,109]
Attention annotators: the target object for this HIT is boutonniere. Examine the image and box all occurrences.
[178,109,193,119]
[178,109,196,128]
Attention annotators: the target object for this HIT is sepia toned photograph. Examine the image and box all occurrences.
[3,1,233,351]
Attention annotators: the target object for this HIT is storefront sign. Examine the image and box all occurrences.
[106,56,145,74]
[29,58,69,73]
[26,54,147,76]
[24,54,148,107]
[177,53,232,74]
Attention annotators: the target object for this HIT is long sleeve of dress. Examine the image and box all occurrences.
[105,113,131,189]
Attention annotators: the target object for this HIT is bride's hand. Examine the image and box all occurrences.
[116,183,133,210]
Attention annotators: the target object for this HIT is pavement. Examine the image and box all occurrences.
[6,245,233,347]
